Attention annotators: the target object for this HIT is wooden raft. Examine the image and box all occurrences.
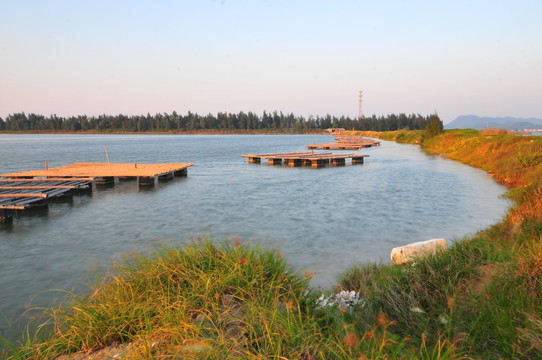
[307,135,380,150]
[0,162,194,223]
[334,135,381,146]
[306,142,374,150]
[2,162,193,179]
[0,178,93,223]
[242,152,368,168]
[0,178,92,208]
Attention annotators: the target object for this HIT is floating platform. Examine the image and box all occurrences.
[0,178,93,223]
[334,135,381,146]
[0,162,194,223]
[242,152,368,168]
[1,162,194,180]
[306,142,375,150]
[307,135,380,150]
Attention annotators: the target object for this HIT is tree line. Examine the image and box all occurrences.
[0,111,440,133]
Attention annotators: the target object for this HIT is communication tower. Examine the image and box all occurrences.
[358,90,363,119]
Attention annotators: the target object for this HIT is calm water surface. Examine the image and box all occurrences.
[0,134,510,339]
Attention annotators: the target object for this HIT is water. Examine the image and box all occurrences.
[0,134,510,340]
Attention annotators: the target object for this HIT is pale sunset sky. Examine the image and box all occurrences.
[1,0,541,123]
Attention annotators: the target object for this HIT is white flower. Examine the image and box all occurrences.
[410,306,425,314]
[316,290,363,310]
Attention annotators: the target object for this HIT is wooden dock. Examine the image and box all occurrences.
[1,162,194,184]
[0,178,93,223]
[306,135,380,150]
[242,152,368,168]
[333,135,381,146]
[306,142,375,150]
[0,162,194,223]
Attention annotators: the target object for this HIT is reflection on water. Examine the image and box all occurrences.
[0,134,510,341]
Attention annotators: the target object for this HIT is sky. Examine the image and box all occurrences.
[1,0,541,124]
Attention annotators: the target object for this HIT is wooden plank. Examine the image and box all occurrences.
[0,185,79,190]
[242,152,310,158]
[0,177,95,182]
[0,193,48,199]
[0,196,47,207]
[0,205,26,210]
[44,188,73,197]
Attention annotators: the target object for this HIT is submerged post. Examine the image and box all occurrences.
[0,209,14,224]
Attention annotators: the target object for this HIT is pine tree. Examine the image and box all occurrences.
[425,114,443,138]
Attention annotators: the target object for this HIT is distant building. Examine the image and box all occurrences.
[325,128,345,133]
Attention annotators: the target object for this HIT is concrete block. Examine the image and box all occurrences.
[391,238,447,265]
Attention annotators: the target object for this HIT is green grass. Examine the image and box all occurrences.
[1,238,467,359]
[335,228,541,359]
[346,129,542,359]
[3,238,325,359]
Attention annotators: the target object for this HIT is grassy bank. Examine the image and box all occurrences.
[347,129,542,358]
[2,129,541,359]
[1,239,453,359]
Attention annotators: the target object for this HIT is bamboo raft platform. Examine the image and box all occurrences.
[242,152,368,168]
[0,162,194,223]
[306,142,375,150]
[334,135,381,146]
[306,135,380,150]
[0,178,93,223]
[1,162,194,184]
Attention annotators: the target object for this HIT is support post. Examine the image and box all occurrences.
[95,177,115,185]
[352,156,365,165]
[158,172,174,181]
[0,209,14,224]
[311,159,325,168]
[287,159,303,167]
[332,158,346,166]
[138,176,155,186]
[174,168,188,177]
[268,158,282,165]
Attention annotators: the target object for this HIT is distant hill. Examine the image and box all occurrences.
[445,115,542,130]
